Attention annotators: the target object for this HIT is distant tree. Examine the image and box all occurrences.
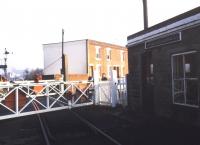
[23,68,43,80]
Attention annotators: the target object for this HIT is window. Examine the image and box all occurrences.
[120,51,125,62]
[150,64,154,75]
[172,51,199,107]
[106,48,111,61]
[95,46,101,59]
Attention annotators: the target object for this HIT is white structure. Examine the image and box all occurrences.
[43,39,87,75]
[0,80,94,120]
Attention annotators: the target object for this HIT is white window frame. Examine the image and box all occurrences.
[106,48,111,61]
[95,46,101,60]
[171,50,199,108]
[120,50,125,62]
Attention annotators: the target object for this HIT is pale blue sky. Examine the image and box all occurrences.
[0,0,199,70]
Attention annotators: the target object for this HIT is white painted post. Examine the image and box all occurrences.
[94,70,99,105]
[110,70,117,107]
[15,87,19,114]
[124,76,128,106]
[71,84,74,104]
[46,85,49,109]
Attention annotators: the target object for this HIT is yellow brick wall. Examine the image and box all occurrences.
[87,39,128,80]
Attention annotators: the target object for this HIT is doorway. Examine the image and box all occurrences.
[89,66,94,78]
[113,66,120,78]
[142,51,154,114]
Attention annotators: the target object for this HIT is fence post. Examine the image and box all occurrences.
[93,70,99,105]
[124,76,128,107]
[15,86,19,114]
[110,70,117,107]
[46,84,49,109]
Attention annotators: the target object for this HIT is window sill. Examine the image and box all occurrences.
[96,58,101,61]
[173,103,199,108]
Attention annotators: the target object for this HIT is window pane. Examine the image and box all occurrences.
[174,93,185,104]
[186,79,198,106]
[96,47,101,59]
[174,80,185,104]
[106,49,111,60]
[172,52,199,107]
[173,55,183,79]
[185,53,198,78]
[174,80,184,93]
[150,64,154,75]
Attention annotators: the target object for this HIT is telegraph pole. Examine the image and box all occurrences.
[61,29,66,81]
[142,0,148,29]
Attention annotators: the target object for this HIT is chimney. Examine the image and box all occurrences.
[142,0,148,30]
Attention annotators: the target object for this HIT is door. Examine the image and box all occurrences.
[113,66,120,78]
[89,66,94,78]
[142,51,154,114]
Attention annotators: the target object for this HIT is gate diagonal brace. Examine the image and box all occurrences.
[49,84,72,108]
[72,83,92,105]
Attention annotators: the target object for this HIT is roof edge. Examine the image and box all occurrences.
[127,6,200,40]
[43,39,88,46]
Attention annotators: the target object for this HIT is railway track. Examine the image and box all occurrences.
[0,105,137,145]
[36,108,124,145]
[30,101,127,145]
[0,114,45,145]
[0,105,199,145]
[32,101,53,145]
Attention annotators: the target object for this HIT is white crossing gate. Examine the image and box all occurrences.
[0,71,127,120]
[93,69,127,107]
[95,81,113,106]
[0,80,94,120]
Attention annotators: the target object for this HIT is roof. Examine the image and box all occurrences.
[127,6,200,47]
[87,39,126,49]
[43,39,126,48]
[43,39,87,46]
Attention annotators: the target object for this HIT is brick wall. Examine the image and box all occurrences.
[87,39,128,79]
[127,25,200,126]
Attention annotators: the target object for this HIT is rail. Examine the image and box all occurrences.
[71,110,122,145]
[32,101,52,145]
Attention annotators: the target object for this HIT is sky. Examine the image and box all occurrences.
[0,0,199,71]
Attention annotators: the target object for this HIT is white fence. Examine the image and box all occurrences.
[95,78,127,107]
[0,80,93,120]
[117,77,127,106]
[0,77,127,120]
